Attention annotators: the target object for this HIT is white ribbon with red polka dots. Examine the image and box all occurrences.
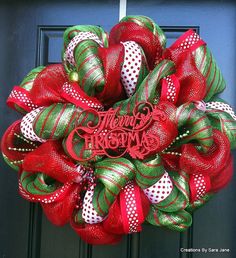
[121,41,142,97]
[143,171,173,204]
[82,184,105,224]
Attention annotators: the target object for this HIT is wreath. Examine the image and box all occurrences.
[2,15,236,245]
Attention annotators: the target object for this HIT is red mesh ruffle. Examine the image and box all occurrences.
[1,120,40,168]
[164,50,206,105]
[210,155,233,192]
[180,129,230,176]
[29,64,67,106]
[23,141,81,183]
[97,44,126,106]
[71,221,122,245]
[109,22,163,69]
[42,184,80,226]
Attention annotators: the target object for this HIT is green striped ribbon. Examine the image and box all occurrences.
[92,157,135,216]
[20,171,58,195]
[193,46,226,101]
[63,25,108,96]
[186,194,213,212]
[153,170,189,213]
[146,207,192,232]
[133,155,165,189]
[113,59,175,115]
[119,15,166,49]
[33,103,80,140]
[175,102,213,152]
[63,25,108,49]
[206,97,236,149]
[73,40,105,96]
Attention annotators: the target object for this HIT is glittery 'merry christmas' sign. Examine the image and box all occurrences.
[66,102,170,160]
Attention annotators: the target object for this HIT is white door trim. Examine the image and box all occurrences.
[119,0,127,20]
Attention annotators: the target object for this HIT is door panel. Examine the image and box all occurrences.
[40,218,80,258]
[0,1,235,258]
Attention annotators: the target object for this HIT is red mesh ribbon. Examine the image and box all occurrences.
[97,44,126,106]
[1,120,39,167]
[162,30,206,105]
[210,155,233,192]
[109,22,164,69]
[71,221,122,245]
[42,184,80,226]
[7,64,104,112]
[29,64,67,106]
[102,199,126,235]
[180,129,230,176]
[7,64,67,112]
[161,152,181,172]
[22,141,81,183]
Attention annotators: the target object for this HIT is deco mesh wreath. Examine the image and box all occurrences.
[2,15,236,245]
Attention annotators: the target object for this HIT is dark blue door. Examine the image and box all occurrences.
[0,1,235,258]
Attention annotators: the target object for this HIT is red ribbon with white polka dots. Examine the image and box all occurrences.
[189,173,211,202]
[120,181,144,234]
[168,29,205,54]
[7,86,39,113]
[61,82,104,110]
